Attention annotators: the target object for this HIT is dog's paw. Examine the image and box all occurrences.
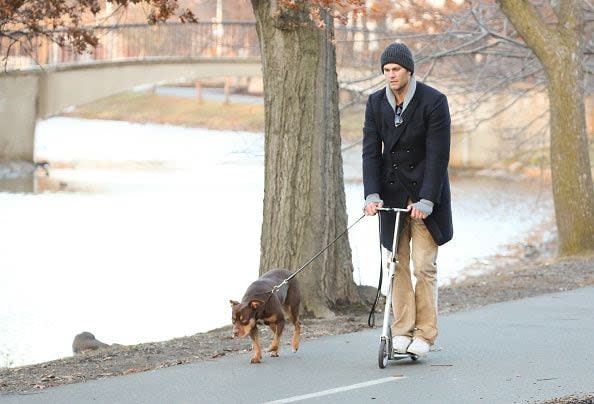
[250,356,262,364]
[269,351,279,357]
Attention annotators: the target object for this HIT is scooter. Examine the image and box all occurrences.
[376,207,419,368]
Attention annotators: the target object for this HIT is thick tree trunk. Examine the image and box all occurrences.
[547,54,594,255]
[498,0,594,255]
[250,0,361,317]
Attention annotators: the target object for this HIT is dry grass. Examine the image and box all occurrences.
[63,91,266,133]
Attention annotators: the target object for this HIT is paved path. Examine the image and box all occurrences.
[2,287,593,404]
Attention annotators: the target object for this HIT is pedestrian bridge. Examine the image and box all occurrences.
[0,57,262,161]
[0,22,379,161]
[0,22,268,161]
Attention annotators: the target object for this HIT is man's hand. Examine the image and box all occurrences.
[364,193,383,216]
[364,201,383,216]
[408,199,434,220]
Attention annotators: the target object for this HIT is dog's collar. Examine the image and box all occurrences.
[253,292,273,320]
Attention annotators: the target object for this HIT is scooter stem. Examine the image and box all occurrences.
[380,210,402,341]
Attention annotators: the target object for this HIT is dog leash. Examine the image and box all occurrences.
[269,213,366,294]
[367,210,388,328]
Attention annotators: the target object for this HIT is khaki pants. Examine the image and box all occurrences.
[389,215,438,344]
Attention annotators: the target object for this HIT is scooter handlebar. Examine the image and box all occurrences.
[376,207,410,213]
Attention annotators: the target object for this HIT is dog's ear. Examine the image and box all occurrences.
[249,299,265,310]
[230,300,240,307]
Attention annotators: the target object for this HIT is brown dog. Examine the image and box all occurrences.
[230,268,301,363]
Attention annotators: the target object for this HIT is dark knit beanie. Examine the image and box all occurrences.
[380,43,414,73]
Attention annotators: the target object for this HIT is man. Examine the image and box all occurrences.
[362,42,453,357]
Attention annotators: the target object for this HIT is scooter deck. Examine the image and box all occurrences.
[392,352,419,361]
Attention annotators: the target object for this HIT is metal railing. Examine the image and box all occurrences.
[1,22,261,70]
[1,22,399,72]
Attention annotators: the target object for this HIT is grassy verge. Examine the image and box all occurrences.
[63,90,365,141]
[63,91,266,133]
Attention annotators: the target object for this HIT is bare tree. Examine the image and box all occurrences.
[411,1,594,256]
[494,1,594,255]
[336,1,594,256]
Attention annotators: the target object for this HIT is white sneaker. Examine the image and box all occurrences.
[407,338,430,356]
[392,336,412,354]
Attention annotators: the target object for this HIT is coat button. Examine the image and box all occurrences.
[389,181,395,185]
[391,151,395,155]
[392,163,397,168]
[409,163,415,169]
[406,149,411,153]
[412,181,417,187]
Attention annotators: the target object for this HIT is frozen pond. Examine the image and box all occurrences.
[0,117,554,368]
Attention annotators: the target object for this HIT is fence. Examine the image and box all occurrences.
[1,22,261,70]
[1,22,399,72]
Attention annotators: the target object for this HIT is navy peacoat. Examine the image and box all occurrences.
[362,81,453,247]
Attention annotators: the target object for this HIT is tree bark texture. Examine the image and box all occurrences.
[498,0,594,255]
[250,0,361,317]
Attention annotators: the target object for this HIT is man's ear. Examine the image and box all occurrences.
[249,299,265,310]
[230,300,240,307]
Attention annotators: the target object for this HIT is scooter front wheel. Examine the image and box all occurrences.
[378,339,389,368]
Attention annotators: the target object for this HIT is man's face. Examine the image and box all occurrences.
[383,63,411,93]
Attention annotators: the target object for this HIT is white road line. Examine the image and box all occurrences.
[263,376,405,403]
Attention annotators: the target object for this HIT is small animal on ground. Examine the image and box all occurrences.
[72,331,110,354]
[230,268,301,364]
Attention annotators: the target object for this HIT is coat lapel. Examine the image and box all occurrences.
[381,97,397,150]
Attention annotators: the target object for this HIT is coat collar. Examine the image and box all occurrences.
[385,76,417,114]
[382,81,422,152]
